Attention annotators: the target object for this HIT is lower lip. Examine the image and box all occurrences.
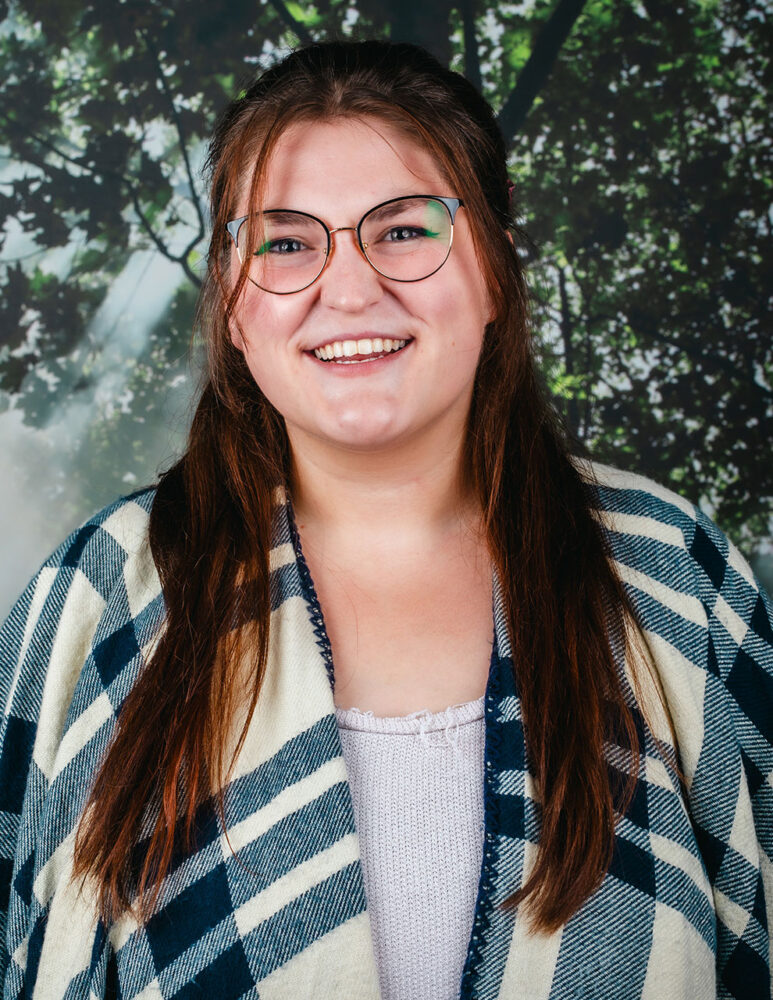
[305,341,413,372]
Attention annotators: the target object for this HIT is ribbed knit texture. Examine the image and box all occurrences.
[335,696,486,1000]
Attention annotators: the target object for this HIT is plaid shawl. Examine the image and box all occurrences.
[0,464,770,999]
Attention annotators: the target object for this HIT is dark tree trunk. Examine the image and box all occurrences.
[497,0,589,145]
[559,266,581,436]
[389,0,454,64]
[460,0,482,92]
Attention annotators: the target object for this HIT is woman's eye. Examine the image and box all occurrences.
[255,237,306,256]
[384,226,423,242]
[382,226,439,242]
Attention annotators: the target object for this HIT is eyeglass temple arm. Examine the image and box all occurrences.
[433,197,463,222]
[226,217,248,245]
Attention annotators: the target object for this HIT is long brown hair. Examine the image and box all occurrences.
[73,40,640,933]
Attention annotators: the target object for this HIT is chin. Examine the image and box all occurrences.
[331,428,405,452]
[327,407,406,443]
[315,417,408,451]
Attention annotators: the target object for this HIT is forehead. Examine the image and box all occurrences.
[254,117,450,218]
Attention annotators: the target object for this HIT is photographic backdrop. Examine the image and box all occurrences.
[1,0,771,615]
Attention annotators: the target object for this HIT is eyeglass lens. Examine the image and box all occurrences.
[235,197,454,293]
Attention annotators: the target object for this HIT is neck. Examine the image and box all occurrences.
[287,424,479,548]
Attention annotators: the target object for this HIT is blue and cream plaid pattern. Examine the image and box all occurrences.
[0,465,770,998]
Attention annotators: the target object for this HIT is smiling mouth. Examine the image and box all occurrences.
[311,337,411,363]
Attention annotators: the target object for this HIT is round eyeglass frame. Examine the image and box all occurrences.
[225,194,464,294]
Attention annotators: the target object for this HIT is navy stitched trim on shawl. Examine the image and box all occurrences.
[285,493,336,692]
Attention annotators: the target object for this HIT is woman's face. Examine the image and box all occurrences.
[230,117,493,455]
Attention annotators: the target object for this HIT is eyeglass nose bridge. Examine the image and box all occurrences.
[323,225,372,272]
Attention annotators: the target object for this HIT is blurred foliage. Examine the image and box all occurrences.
[0,0,771,555]
[510,0,772,545]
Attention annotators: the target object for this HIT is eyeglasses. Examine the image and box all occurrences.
[226,195,464,294]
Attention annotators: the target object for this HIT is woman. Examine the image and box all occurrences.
[0,40,770,1000]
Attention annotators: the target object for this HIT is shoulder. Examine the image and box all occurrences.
[575,461,773,732]
[4,486,159,639]
[574,459,763,607]
[576,463,772,749]
[577,458,703,537]
[40,486,157,590]
[1,487,162,732]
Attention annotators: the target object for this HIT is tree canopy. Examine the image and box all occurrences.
[0,0,770,561]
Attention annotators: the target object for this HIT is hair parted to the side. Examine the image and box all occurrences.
[73,39,641,932]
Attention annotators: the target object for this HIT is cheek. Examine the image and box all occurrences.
[232,336,289,417]
[234,281,314,343]
[231,292,281,354]
[228,285,254,351]
[472,267,495,327]
[442,273,492,346]
[229,294,311,401]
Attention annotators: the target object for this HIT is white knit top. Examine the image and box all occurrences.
[335,696,486,1000]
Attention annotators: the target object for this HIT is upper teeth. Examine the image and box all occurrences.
[313,338,407,361]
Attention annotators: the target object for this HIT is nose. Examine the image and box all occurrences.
[317,227,384,312]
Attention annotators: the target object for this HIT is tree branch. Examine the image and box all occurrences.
[615,307,771,398]
[139,31,205,246]
[460,0,482,92]
[558,264,581,434]
[127,187,200,286]
[180,231,205,287]
[0,248,48,265]
[637,323,767,389]
[0,115,202,287]
[267,0,313,44]
[497,0,589,146]
[0,114,95,176]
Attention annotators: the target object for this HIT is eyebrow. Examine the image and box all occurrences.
[365,201,422,222]
[259,197,431,228]
[261,211,322,226]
